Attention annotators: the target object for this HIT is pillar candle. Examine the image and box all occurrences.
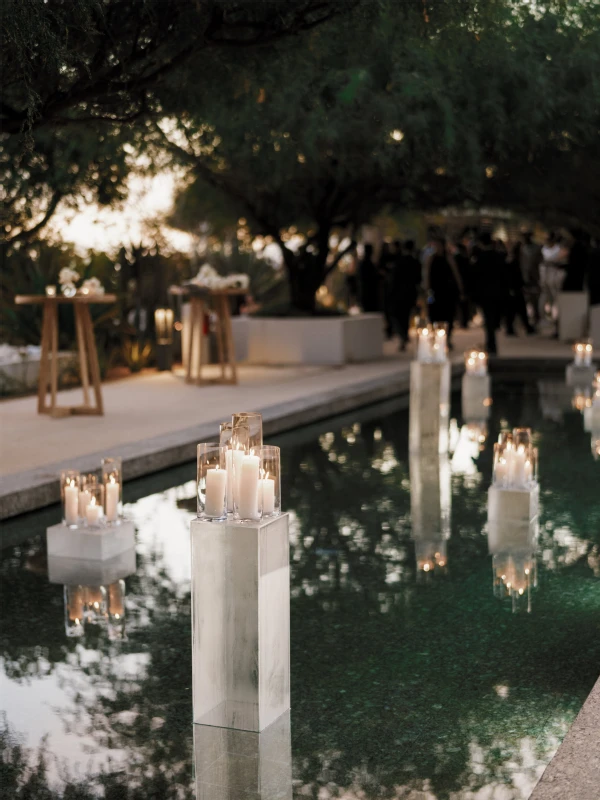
[237,453,260,519]
[68,588,85,621]
[511,446,527,487]
[495,457,508,485]
[204,467,227,517]
[86,496,103,526]
[226,448,245,512]
[64,480,79,525]
[108,583,125,616]
[259,475,275,515]
[105,477,120,522]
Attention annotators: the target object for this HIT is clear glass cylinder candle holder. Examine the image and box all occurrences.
[464,349,487,375]
[573,339,593,367]
[84,585,107,622]
[83,484,104,528]
[64,585,85,637]
[492,443,509,487]
[197,444,227,521]
[512,428,532,450]
[258,445,281,518]
[101,457,122,524]
[45,285,57,297]
[107,579,127,641]
[416,321,432,362]
[78,473,100,519]
[60,470,81,527]
[220,421,237,514]
[231,412,263,453]
[431,322,448,362]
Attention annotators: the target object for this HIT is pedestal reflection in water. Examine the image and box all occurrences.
[409,361,450,454]
[191,514,290,732]
[194,711,292,800]
[48,548,135,640]
[487,517,539,612]
[410,449,451,574]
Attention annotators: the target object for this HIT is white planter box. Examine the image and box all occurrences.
[0,350,76,393]
[558,292,588,342]
[237,313,383,366]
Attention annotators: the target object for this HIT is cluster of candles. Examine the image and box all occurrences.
[492,428,538,489]
[65,580,126,639]
[60,457,122,528]
[464,349,488,376]
[197,412,281,522]
[573,339,593,367]
[416,322,448,363]
[492,553,536,611]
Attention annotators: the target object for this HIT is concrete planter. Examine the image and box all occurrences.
[231,313,384,366]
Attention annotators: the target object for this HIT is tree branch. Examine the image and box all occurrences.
[6,190,62,243]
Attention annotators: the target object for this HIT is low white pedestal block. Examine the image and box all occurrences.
[191,514,290,733]
[194,711,292,800]
[565,363,597,388]
[48,547,136,585]
[244,314,383,366]
[409,361,451,454]
[590,305,600,346]
[461,373,491,421]
[558,291,588,342]
[487,485,539,524]
[47,520,135,561]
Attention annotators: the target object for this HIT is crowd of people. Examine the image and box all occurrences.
[353,228,600,355]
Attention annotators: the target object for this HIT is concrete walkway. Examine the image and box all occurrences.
[0,328,572,518]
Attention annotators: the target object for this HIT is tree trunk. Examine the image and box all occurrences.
[286,253,327,314]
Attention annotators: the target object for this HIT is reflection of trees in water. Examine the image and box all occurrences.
[1,392,599,799]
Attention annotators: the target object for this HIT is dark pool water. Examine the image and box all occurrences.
[1,379,599,799]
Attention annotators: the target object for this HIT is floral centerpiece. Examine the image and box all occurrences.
[58,268,105,297]
[186,264,249,291]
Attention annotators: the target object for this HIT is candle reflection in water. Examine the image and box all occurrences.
[487,518,539,613]
[63,580,128,639]
[410,449,451,576]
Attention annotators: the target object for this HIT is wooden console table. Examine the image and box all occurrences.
[15,294,117,417]
[170,286,244,386]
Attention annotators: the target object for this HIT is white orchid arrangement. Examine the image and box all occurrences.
[188,264,250,291]
[57,267,104,296]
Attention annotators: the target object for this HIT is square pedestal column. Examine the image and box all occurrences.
[410,452,451,572]
[590,305,600,346]
[47,520,135,560]
[461,373,491,421]
[557,292,588,342]
[194,711,292,800]
[487,517,539,555]
[409,361,451,454]
[191,514,290,733]
[488,484,539,524]
[583,403,600,433]
[565,363,597,388]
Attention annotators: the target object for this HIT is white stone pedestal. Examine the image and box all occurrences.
[47,547,136,585]
[46,520,135,560]
[558,292,588,342]
[194,711,292,800]
[487,517,539,555]
[191,514,290,733]
[487,485,539,524]
[409,361,451,454]
[565,363,597,388]
[583,403,600,433]
[461,373,491,421]
[590,305,600,346]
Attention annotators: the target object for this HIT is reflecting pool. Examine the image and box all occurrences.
[1,379,599,799]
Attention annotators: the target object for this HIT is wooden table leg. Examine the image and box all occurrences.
[37,301,52,413]
[49,301,59,414]
[194,297,206,386]
[214,297,226,382]
[221,295,238,385]
[74,304,90,406]
[81,305,104,415]
[186,298,196,384]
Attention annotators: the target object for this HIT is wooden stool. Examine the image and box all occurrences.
[15,294,117,417]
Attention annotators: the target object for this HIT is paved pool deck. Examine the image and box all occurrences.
[0,328,572,519]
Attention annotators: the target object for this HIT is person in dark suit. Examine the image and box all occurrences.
[391,240,422,350]
[359,244,379,313]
